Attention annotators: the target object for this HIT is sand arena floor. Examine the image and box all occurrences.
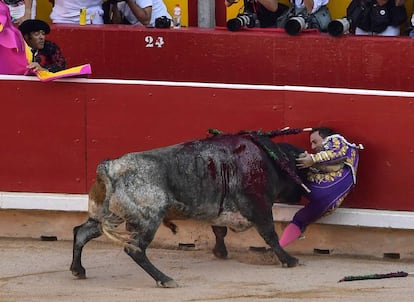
[1,238,413,302]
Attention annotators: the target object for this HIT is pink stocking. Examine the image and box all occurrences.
[279,223,301,247]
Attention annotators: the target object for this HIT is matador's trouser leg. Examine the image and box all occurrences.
[280,167,354,247]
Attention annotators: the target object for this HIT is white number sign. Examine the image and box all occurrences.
[145,36,165,48]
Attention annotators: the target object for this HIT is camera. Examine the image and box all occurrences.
[328,0,369,36]
[227,13,258,31]
[327,18,351,36]
[284,16,307,36]
[155,16,171,28]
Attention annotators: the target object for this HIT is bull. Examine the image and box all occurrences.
[70,131,307,288]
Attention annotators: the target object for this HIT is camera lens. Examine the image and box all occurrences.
[285,16,306,35]
[327,18,350,37]
[227,14,253,31]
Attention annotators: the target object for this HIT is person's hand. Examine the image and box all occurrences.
[225,0,238,7]
[26,62,47,72]
[15,11,31,26]
[296,151,314,169]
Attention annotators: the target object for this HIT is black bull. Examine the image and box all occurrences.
[70,133,306,287]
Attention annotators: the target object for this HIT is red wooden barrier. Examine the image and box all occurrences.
[1,79,86,193]
[1,77,413,212]
[46,25,414,91]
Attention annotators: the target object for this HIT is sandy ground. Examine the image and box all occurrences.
[1,238,414,302]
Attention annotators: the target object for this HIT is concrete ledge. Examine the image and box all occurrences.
[0,192,88,212]
[0,209,413,259]
[273,203,414,230]
[1,192,413,229]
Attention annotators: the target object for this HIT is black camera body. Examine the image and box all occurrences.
[155,16,171,28]
[227,13,258,31]
[328,0,373,36]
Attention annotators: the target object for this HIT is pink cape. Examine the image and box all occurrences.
[0,2,28,75]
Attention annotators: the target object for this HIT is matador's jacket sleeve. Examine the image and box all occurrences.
[308,134,363,185]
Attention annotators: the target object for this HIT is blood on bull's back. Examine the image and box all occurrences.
[162,134,279,220]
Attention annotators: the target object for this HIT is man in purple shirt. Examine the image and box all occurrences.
[279,127,363,247]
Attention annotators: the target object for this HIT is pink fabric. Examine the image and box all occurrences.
[279,223,302,247]
[0,2,28,75]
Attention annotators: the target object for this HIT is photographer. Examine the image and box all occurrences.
[283,0,332,34]
[347,0,407,36]
[110,0,171,27]
[225,0,289,28]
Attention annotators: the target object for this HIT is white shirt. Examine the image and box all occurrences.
[50,0,104,24]
[118,0,172,26]
[6,0,36,23]
[293,0,329,14]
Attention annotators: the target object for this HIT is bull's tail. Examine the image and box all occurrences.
[96,160,142,252]
[101,217,142,252]
[96,160,112,203]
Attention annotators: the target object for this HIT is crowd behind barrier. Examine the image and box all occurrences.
[3,0,414,36]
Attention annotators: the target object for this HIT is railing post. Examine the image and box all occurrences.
[197,0,215,28]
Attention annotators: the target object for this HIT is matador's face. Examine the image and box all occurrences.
[310,131,324,152]
[26,30,45,50]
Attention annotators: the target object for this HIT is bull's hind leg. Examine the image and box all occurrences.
[70,218,102,278]
[212,225,228,259]
[123,222,178,288]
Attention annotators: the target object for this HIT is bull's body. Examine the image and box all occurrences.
[70,134,304,287]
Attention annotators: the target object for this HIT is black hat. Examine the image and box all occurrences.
[18,19,50,36]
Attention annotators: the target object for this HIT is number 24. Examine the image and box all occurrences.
[145,36,165,48]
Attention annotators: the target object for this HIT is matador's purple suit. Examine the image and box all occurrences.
[292,134,363,233]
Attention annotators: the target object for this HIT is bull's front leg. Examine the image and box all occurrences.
[70,218,102,278]
[212,225,228,259]
[256,221,299,267]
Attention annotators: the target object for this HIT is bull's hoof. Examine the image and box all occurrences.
[157,279,179,288]
[70,266,86,279]
[285,256,299,268]
[71,271,86,279]
[212,247,228,259]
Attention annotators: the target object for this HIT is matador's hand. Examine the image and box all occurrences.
[296,151,314,169]
[27,62,46,72]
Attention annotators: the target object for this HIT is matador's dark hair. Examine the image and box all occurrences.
[311,127,337,138]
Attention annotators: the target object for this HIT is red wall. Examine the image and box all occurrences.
[47,24,414,91]
[1,78,414,212]
[2,26,414,212]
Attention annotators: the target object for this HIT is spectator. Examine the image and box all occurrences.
[2,0,36,25]
[346,0,406,36]
[50,0,104,24]
[409,13,414,37]
[225,0,289,28]
[18,19,66,72]
[110,0,172,26]
[283,0,332,34]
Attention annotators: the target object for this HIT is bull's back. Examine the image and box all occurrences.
[162,135,280,217]
[95,134,283,220]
